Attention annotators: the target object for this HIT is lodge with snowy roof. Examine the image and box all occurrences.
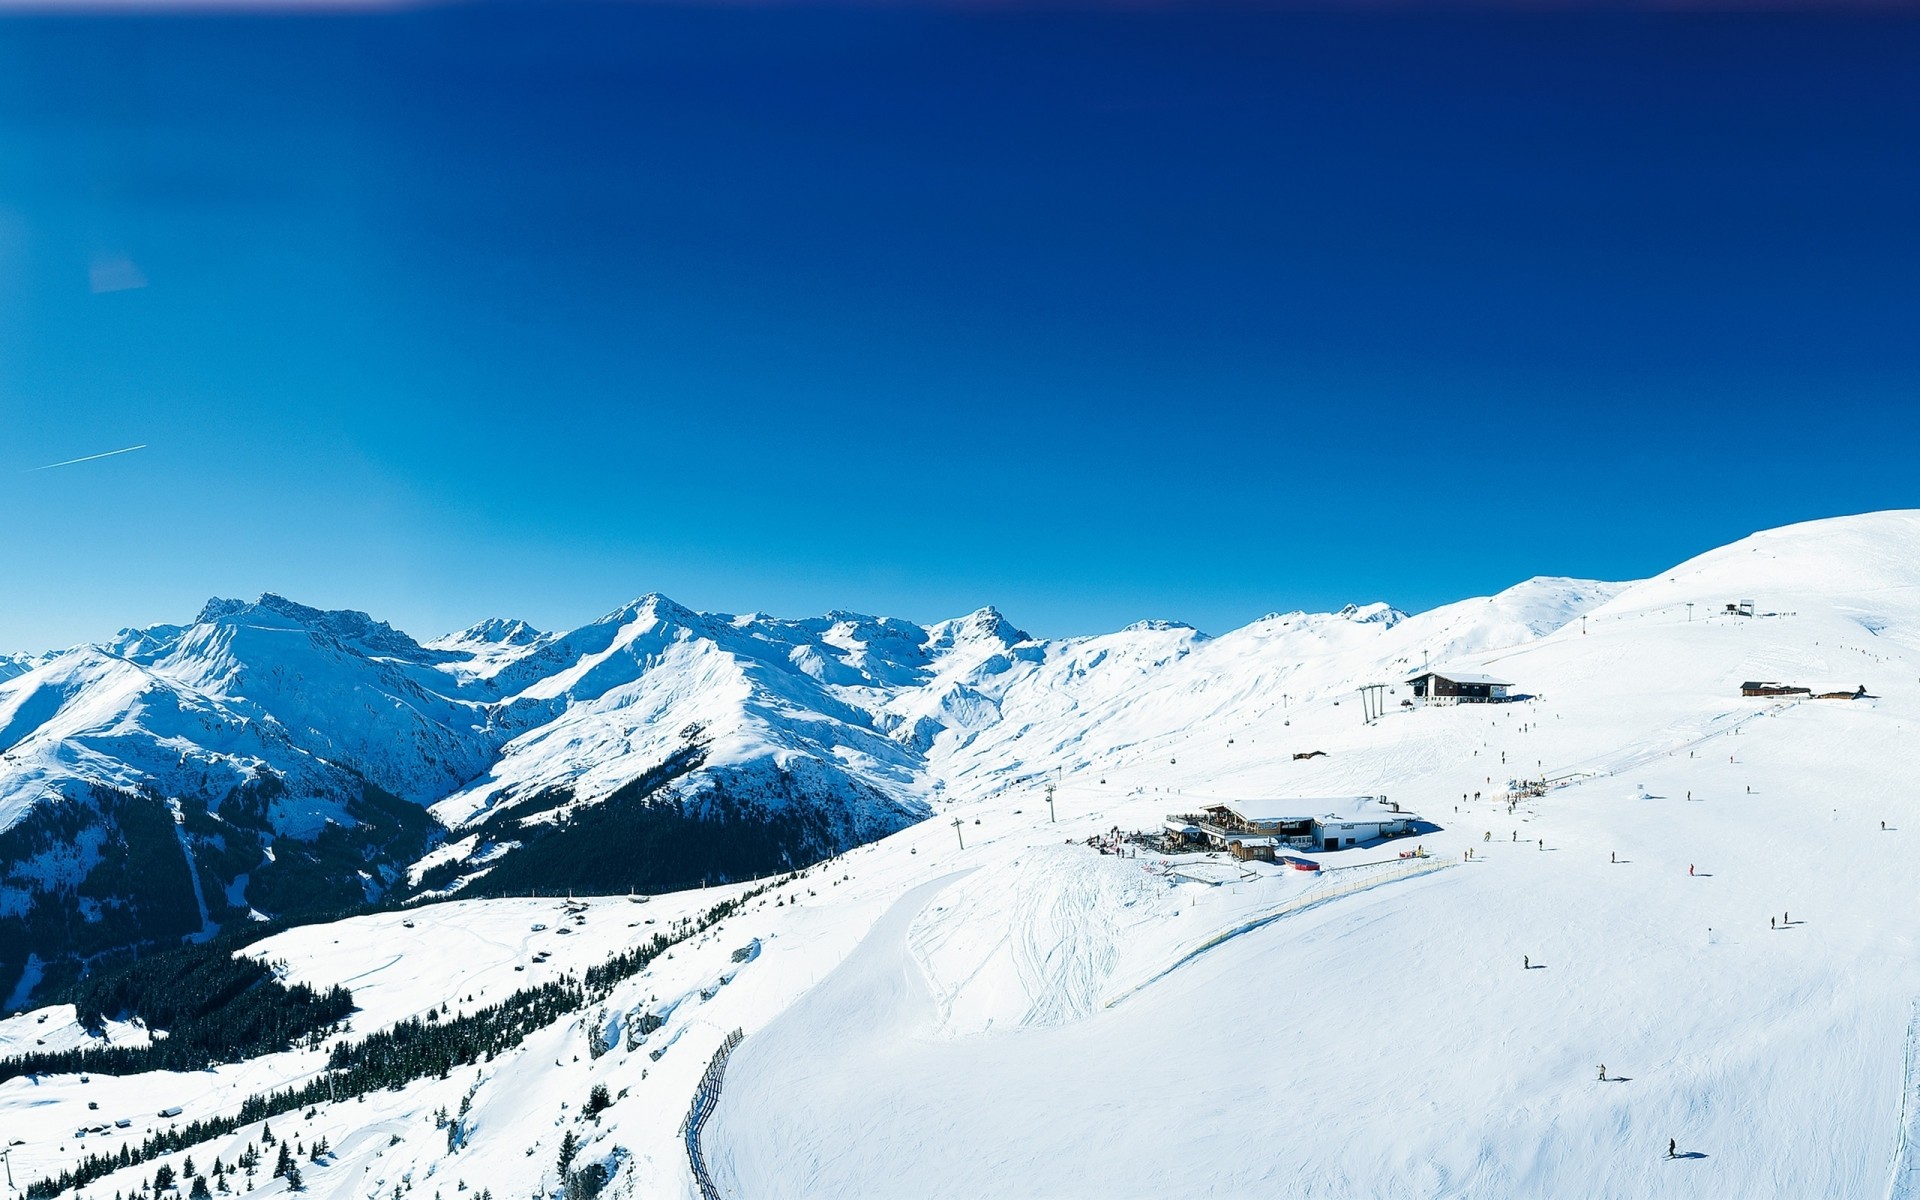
[1405,668,1513,704]
[1164,795,1416,858]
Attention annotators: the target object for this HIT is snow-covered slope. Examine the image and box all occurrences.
[912,574,1628,802]
[6,511,1920,1199]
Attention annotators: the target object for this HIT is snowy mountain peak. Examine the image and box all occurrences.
[191,593,439,662]
[0,653,44,684]
[432,616,546,649]
[1121,619,1200,635]
[926,606,1031,653]
[599,591,704,631]
[1338,602,1406,627]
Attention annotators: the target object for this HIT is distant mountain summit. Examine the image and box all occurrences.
[430,617,547,650]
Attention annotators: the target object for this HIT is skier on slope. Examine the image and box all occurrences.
[1668,1138,1677,1159]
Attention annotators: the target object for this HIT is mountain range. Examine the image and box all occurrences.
[5,511,1920,1199]
[2,568,1627,1006]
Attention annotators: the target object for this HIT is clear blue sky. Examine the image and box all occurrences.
[1,3,1915,652]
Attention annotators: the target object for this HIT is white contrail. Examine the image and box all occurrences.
[32,443,149,471]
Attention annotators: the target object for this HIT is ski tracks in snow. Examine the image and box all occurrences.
[1011,853,1123,1027]
[910,846,1155,1036]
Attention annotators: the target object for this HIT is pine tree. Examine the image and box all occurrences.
[154,1165,176,1192]
[273,1142,293,1179]
[189,1175,211,1199]
[557,1130,579,1178]
[284,1164,304,1192]
[584,1084,611,1116]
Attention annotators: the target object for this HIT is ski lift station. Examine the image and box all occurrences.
[1405,669,1513,704]
[1164,796,1417,857]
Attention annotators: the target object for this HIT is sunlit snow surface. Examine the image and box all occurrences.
[6,511,1920,1198]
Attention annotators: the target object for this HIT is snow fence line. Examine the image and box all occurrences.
[681,1027,745,1200]
[1103,856,1457,1009]
[1888,1002,1920,1200]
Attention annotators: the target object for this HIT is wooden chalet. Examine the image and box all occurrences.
[1406,669,1512,704]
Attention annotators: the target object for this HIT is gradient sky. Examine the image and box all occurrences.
[1,3,1916,652]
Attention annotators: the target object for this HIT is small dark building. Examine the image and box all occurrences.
[1406,670,1512,704]
[1741,681,1812,698]
[1813,685,1870,701]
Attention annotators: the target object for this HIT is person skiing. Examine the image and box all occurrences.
[1611,851,1616,863]
[1668,1138,1677,1159]
[1523,955,1530,970]
[1598,1064,1606,1081]
[1771,916,1776,930]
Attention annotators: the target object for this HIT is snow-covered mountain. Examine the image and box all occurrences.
[6,511,1920,1200]
[0,561,1627,1005]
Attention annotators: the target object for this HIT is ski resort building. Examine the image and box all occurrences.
[1405,669,1512,704]
[1742,681,1813,698]
[1165,796,1415,857]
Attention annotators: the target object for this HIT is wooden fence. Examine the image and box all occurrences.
[681,1027,745,1200]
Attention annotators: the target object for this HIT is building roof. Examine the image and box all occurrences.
[1227,835,1278,847]
[1407,669,1512,687]
[1204,795,1393,824]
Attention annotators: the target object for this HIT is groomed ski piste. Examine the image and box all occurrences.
[7,510,1920,1198]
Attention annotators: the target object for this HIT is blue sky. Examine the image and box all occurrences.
[1,4,1916,652]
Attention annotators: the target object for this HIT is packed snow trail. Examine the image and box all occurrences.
[1101,854,1454,1008]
